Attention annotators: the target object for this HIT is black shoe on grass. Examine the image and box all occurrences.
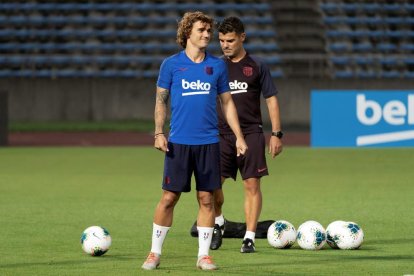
[210,224,223,250]
[240,238,255,253]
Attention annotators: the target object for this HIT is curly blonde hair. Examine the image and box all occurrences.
[176,11,214,48]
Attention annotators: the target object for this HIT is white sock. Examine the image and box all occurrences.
[244,231,256,242]
[197,226,214,257]
[215,214,225,227]
[150,223,170,255]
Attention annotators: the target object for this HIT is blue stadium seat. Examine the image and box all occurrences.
[377,43,397,52]
[0,70,12,78]
[400,43,414,51]
[405,4,414,11]
[403,71,414,78]
[331,56,350,65]
[354,57,374,65]
[380,71,400,78]
[329,42,350,52]
[334,71,353,78]
[1,15,273,27]
[342,4,358,12]
[380,57,398,66]
[355,71,376,78]
[383,4,402,12]
[362,3,381,13]
[0,1,278,79]
[323,16,342,25]
[0,2,270,12]
[345,17,382,25]
[320,3,340,13]
[402,58,414,65]
[384,17,405,25]
[352,42,372,52]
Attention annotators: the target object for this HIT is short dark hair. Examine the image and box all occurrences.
[217,16,245,35]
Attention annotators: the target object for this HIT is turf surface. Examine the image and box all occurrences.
[0,147,413,275]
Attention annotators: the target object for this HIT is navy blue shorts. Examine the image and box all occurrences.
[220,132,268,180]
[162,142,221,192]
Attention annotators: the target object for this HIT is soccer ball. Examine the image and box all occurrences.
[267,220,297,249]
[334,221,364,249]
[326,220,347,249]
[81,226,112,256]
[296,220,326,250]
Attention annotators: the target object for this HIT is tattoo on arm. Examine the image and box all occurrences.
[156,89,170,105]
[154,88,170,133]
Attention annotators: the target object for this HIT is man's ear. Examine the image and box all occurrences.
[240,33,246,42]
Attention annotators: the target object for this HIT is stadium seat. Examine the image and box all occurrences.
[321,0,414,78]
[377,43,397,53]
[352,42,372,53]
[331,56,350,65]
[334,71,353,78]
[355,71,376,78]
[329,42,351,52]
[0,1,280,79]
[380,71,400,78]
[354,57,374,65]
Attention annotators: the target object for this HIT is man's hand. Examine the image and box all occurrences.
[268,136,282,158]
[236,138,248,156]
[154,134,169,152]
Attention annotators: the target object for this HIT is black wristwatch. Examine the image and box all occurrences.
[271,131,283,139]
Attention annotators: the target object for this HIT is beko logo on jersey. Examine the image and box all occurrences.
[229,80,248,94]
[182,79,211,90]
[181,79,211,96]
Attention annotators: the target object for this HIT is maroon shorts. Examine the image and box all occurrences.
[220,132,268,180]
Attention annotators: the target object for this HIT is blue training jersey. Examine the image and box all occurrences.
[157,50,230,145]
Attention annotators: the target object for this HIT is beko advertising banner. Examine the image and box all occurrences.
[311,90,414,147]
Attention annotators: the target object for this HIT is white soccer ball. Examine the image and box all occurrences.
[326,220,347,249]
[297,220,326,250]
[267,220,297,249]
[81,226,112,256]
[335,221,364,249]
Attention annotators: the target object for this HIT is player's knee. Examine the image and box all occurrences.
[198,193,214,210]
[214,195,224,208]
[244,181,261,195]
[213,189,224,207]
[215,199,224,209]
[160,192,180,209]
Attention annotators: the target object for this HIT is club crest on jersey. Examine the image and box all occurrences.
[243,66,253,77]
[205,66,213,75]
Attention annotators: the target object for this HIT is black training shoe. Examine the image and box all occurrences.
[240,238,255,253]
[210,224,223,250]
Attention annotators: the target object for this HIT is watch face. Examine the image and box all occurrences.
[272,131,283,138]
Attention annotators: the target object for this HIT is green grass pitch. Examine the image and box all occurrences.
[1,147,413,275]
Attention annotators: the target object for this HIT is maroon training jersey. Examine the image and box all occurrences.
[218,53,278,134]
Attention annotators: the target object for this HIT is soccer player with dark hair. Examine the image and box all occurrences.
[211,16,283,253]
[141,12,248,271]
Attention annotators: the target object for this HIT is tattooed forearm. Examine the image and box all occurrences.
[156,89,170,105]
[154,88,170,134]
